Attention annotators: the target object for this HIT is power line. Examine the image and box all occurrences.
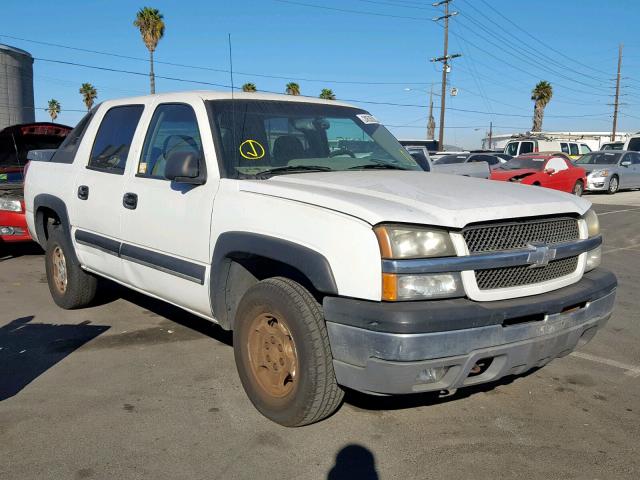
[273,0,431,20]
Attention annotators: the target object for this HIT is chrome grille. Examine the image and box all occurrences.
[463,217,579,254]
[475,256,579,290]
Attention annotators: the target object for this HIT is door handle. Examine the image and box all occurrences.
[122,192,138,210]
[77,185,89,200]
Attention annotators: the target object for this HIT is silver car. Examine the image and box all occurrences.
[575,150,640,194]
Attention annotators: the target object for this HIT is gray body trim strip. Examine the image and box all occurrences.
[382,236,602,274]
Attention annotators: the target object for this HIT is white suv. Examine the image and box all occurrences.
[24,91,616,426]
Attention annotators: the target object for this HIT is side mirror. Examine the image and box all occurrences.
[544,168,555,175]
[164,151,206,185]
[621,160,631,167]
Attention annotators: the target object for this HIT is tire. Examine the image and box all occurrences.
[45,224,97,309]
[607,175,619,194]
[233,277,344,427]
[572,180,584,196]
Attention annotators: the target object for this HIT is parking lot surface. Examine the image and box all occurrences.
[1,194,639,480]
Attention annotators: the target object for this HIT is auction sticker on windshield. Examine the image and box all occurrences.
[239,139,266,160]
[356,114,379,124]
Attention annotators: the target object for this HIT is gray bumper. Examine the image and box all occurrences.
[327,279,616,395]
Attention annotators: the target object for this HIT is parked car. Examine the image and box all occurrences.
[600,142,624,151]
[402,145,490,178]
[0,122,71,244]
[504,138,591,159]
[575,150,640,194]
[434,152,504,170]
[623,134,640,152]
[25,91,615,426]
[490,153,587,195]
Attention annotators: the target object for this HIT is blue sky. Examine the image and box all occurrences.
[3,0,640,148]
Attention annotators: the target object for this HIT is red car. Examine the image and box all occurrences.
[489,153,587,196]
[1,122,71,245]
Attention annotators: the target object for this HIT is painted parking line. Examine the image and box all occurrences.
[602,242,640,254]
[570,351,640,378]
[598,207,640,215]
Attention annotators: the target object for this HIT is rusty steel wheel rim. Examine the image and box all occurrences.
[51,246,68,294]
[247,313,298,399]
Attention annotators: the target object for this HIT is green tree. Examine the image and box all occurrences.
[47,99,61,122]
[285,82,301,96]
[531,80,553,131]
[79,83,98,110]
[319,88,336,100]
[133,7,165,94]
[242,83,257,92]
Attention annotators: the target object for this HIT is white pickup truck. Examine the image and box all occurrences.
[24,91,616,426]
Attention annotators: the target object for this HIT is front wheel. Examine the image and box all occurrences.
[572,180,584,196]
[607,175,619,194]
[233,277,344,427]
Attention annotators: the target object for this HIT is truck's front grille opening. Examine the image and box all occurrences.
[475,256,579,290]
[463,216,579,254]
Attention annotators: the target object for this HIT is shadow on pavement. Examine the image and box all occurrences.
[0,316,109,401]
[327,444,379,480]
[0,241,43,261]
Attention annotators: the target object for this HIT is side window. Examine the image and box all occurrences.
[560,143,569,154]
[505,142,518,156]
[630,152,640,165]
[627,137,640,152]
[546,157,568,172]
[569,143,579,156]
[50,110,95,164]
[138,104,203,178]
[520,142,534,154]
[88,105,144,174]
[580,144,591,154]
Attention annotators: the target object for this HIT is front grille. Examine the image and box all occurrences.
[475,256,579,290]
[463,217,579,254]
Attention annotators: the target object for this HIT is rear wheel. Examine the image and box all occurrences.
[607,175,619,194]
[572,180,584,196]
[45,225,97,309]
[233,277,344,427]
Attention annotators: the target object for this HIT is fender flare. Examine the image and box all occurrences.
[210,232,338,327]
[32,194,76,258]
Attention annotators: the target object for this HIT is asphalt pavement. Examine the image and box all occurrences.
[1,192,639,480]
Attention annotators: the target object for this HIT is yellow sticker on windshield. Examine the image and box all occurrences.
[239,139,266,160]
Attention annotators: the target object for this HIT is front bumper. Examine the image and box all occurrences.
[324,269,617,395]
[0,209,31,243]
[586,176,610,191]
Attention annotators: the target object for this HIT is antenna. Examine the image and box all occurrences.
[228,33,238,173]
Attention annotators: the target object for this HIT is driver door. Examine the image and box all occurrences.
[119,101,219,317]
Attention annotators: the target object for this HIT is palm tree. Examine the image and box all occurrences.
[133,7,165,94]
[319,88,336,100]
[285,82,301,96]
[242,83,257,92]
[531,80,553,131]
[47,99,61,122]
[79,83,98,110]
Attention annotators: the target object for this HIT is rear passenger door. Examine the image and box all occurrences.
[120,101,219,317]
[628,152,640,187]
[71,104,144,281]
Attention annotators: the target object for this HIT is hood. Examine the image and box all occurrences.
[580,164,617,174]
[490,168,540,180]
[239,171,590,228]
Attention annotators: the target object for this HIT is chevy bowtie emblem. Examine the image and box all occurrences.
[526,243,557,268]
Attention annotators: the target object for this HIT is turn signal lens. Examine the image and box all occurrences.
[382,272,464,301]
[585,246,601,272]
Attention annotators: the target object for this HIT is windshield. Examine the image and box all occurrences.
[435,154,468,164]
[575,152,622,165]
[602,143,623,150]
[207,100,422,178]
[501,156,546,171]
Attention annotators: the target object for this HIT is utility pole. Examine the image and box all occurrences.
[488,121,493,150]
[431,0,461,149]
[427,85,436,139]
[611,43,623,141]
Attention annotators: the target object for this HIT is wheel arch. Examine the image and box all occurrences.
[210,232,338,330]
[33,194,72,249]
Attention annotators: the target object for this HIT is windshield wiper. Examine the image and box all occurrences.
[255,165,333,178]
[348,163,408,170]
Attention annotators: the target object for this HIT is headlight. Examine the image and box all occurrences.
[583,209,599,238]
[590,169,609,177]
[374,224,456,259]
[585,246,601,272]
[382,272,464,301]
[0,198,22,212]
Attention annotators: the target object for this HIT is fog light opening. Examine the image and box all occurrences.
[416,366,447,384]
[468,358,493,377]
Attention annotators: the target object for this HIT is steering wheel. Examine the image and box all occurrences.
[162,134,199,158]
[329,148,356,158]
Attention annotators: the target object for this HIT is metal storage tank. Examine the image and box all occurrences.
[0,44,35,131]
